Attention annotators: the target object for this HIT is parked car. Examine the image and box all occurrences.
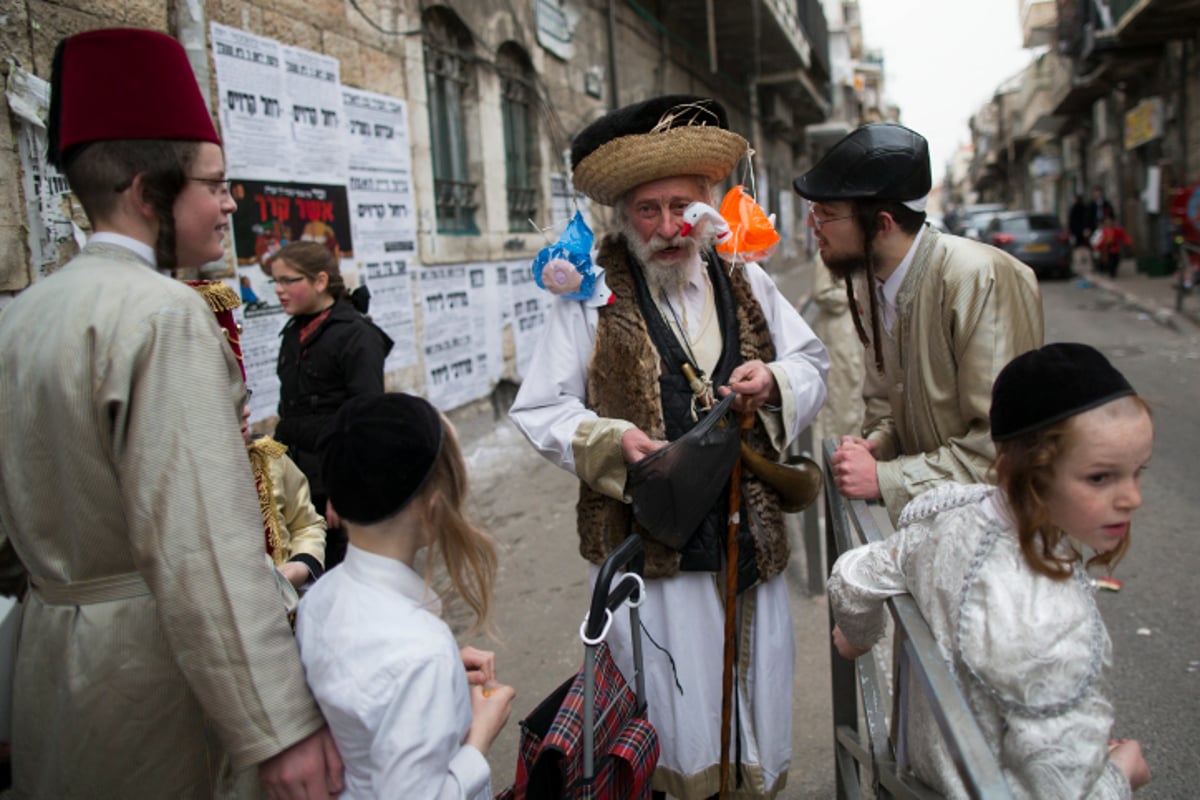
[960,203,1007,240]
[983,210,1072,279]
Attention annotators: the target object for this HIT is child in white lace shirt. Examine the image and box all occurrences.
[829,343,1151,799]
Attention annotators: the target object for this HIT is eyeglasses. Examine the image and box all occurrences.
[808,206,854,231]
[190,177,234,198]
[268,275,306,286]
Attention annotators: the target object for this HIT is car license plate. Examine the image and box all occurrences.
[1024,243,1050,253]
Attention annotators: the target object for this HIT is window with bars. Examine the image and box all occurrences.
[498,43,539,234]
[423,9,478,235]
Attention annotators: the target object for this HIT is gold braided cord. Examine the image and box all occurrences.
[191,280,241,313]
[247,437,288,565]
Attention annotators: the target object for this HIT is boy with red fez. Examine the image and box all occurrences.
[0,28,342,796]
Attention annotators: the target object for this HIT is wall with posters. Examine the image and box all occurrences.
[0,0,814,417]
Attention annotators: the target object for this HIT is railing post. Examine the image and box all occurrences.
[824,439,859,799]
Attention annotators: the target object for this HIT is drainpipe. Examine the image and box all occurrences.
[607,0,620,110]
[175,0,211,114]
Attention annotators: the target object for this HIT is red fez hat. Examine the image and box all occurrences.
[48,28,220,169]
[187,281,246,383]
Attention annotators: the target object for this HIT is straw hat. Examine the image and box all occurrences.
[570,95,748,206]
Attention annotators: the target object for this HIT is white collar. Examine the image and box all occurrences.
[341,543,438,609]
[88,232,156,267]
[876,225,925,308]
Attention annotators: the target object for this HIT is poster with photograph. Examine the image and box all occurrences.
[419,266,490,410]
[230,178,354,271]
[210,23,289,179]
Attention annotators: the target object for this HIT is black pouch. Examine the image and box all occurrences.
[625,393,740,550]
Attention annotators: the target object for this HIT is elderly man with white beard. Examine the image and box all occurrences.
[509,95,828,800]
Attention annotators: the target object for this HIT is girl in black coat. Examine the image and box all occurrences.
[270,241,394,567]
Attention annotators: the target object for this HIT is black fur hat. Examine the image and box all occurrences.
[990,343,1136,442]
[570,95,747,206]
[793,122,931,205]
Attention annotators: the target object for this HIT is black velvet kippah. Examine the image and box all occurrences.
[320,393,445,525]
[990,343,1136,442]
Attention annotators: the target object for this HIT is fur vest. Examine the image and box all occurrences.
[577,235,789,586]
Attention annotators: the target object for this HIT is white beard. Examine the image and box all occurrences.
[619,217,713,296]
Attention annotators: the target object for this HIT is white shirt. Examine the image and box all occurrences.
[296,545,491,800]
[88,231,156,266]
[875,225,925,335]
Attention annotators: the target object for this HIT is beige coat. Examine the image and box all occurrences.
[0,244,324,798]
[812,255,866,445]
[861,231,1043,520]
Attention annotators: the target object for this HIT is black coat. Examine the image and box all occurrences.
[275,297,394,497]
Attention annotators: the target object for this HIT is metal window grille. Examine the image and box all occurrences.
[424,24,478,235]
[500,57,538,233]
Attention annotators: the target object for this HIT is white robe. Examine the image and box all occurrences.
[510,259,827,798]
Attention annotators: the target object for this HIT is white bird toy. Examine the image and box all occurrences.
[680,202,731,246]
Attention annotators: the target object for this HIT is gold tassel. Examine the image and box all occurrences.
[247,437,288,565]
[191,280,241,313]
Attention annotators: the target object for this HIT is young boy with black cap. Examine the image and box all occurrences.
[793,122,1045,522]
[828,342,1152,797]
[0,28,341,796]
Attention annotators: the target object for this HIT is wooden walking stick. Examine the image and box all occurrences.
[719,408,755,799]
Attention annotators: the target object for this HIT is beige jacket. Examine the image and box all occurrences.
[0,244,324,798]
[861,230,1043,520]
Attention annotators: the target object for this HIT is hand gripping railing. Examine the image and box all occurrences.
[823,439,1014,800]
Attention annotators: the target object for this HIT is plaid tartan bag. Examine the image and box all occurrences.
[495,640,658,800]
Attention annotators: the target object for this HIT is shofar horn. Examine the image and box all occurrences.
[739,441,822,513]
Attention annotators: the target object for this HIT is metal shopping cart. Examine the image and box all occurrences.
[495,534,658,800]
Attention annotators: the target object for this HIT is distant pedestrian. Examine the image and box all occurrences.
[1068,193,1089,248]
[1094,214,1133,279]
[1085,186,1115,242]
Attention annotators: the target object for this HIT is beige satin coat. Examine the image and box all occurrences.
[860,230,1043,520]
[0,244,324,798]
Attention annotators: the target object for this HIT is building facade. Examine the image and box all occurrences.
[0,0,833,413]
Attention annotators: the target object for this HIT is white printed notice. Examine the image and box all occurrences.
[420,266,490,410]
[239,305,289,422]
[510,259,550,379]
[211,23,288,179]
[362,253,417,372]
[343,88,416,255]
[282,45,345,182]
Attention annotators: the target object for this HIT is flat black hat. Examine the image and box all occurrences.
[321,393,445,525]
[793,122,931,203]
[990,343,1136,442]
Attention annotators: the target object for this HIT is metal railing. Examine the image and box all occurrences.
[822,439,1014,800]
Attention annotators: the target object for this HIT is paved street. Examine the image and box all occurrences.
[451,260,1200,798]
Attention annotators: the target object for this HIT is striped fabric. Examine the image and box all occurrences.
[496,641,658,800]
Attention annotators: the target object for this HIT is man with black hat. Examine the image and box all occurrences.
[510,95,828,799]
[0,28,341,796]
[793,122,1043,522]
